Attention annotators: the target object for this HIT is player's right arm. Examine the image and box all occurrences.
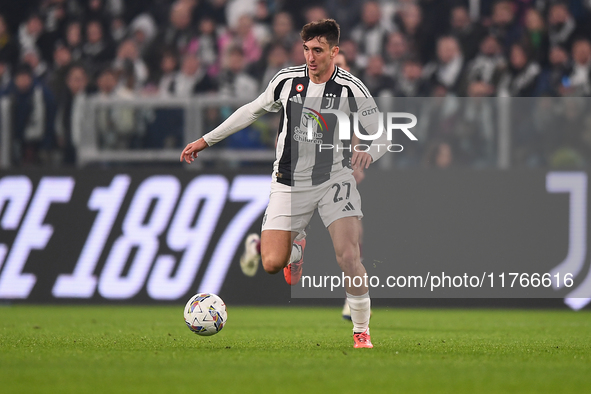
[180,73,284,164]
[180,137,209,163]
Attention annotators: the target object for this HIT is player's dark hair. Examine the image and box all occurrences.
[300,19,340,48]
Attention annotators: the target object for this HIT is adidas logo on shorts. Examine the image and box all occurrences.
[342,202,355,212]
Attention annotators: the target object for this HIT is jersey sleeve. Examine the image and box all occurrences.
[349,81,389,163]
[201,76,283,146]
[256,74,284,113]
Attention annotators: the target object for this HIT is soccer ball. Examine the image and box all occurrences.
[183,293,227,336]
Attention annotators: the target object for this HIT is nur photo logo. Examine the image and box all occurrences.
[303,108,419,153]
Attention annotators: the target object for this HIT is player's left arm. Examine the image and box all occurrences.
[351,131,371,171]
[353,95,388,168]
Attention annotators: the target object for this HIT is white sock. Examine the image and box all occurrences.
[346,292,370,333]
[289,243,302,264]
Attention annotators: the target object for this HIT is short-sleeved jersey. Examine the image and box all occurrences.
[253,64,379,187]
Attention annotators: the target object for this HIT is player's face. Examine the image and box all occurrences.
[303,37,338,82]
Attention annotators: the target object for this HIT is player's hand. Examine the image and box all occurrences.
[351,151,372,170]
[352,166,365,184]
[180,138,208,164]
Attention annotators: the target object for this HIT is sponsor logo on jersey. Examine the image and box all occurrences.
[289,94,303,104]
[303,107,328,132]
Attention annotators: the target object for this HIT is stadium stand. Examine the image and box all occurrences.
[1,0,591,168]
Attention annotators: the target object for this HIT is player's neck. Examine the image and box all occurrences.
[309,63,335,84]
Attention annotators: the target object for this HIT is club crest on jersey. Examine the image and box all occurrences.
[324,93,337,109]
[295,83,304,92]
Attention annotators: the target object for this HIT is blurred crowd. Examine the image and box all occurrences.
[2,0,591,168]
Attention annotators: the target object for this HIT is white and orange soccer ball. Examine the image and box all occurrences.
[183,293,227,336]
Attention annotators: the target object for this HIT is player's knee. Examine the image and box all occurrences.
[336,246,359,267]
[261,252,287,274]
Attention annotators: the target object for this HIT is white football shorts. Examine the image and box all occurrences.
[261,169,363,239]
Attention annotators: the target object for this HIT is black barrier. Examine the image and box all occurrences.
[0,169,293,305]
[294,170,591,308]
[0,169,590,309]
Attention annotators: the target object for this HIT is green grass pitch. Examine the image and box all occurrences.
[1,306,590,394]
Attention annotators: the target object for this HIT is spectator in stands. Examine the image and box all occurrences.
[290,40,306,67]
[547,2,581,50]
[224,0,259,28]
[110,17,127,44]
[94,67,136,149]
[424,36,465,95]
[466,80,496,98]
[219,14,263,69]
[153,49,178,95]
[488,0,522,52]
[82,20,115,77]
[18,14,44,54]
[250,3,273,47]
[338,39,362,76]
[393,2,429,63]
[449,4,486,62]
[145,1,195,75]
[187,17,219,72]
[47,45,72,99]
[260,44,290,88]
[218,46,258,99]
[55,65,88,165]
[304,6,329,24]
[498,43,541,97]
[82,0,112,30]
[394,58,430,97]
[351,1,390,67]
[22,47,49,81]
[254,0,272,26]
[266,12,299,56]
[325,0,363,40]
[65,21,84,62]
[461,81,498,166]
[537,45,570,96]
[279,0,317,28]
[5,64,56,166]
[562,38,591,96]
[95,67,125,98]
[162,53,217,97]
[334,52,349,71]
[39,0,69,38]
[362,55,395,97]
[129,13,157,59]
[464,35,506,92]
[383,32,408,79]
[418,0,453,53]
[6,0,591,169]
[192,0,227,26]
[0,58,11,91]
[112,39,148,91]
[0,14,19,67]
[521,8,549,66]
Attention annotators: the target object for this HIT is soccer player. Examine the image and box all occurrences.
[334,51,366,321]
[180,19,387,348]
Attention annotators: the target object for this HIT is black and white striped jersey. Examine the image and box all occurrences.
[202,64,383,186]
